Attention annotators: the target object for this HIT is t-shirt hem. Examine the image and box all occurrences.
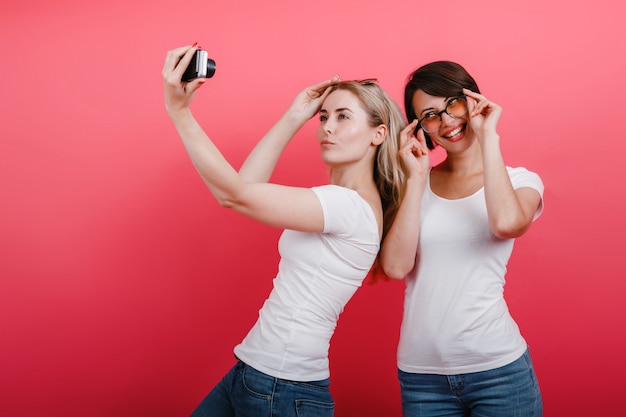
[397,345,528,375]
[234,350,330,382]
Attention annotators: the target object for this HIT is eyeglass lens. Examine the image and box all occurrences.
[421,97,467,133]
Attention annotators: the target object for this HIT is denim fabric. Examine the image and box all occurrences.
[190,360,334,417]
[398,348,543,417]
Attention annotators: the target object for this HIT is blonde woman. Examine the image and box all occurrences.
[162,44,406,417]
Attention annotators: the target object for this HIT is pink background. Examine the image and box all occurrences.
[1,0,624,415]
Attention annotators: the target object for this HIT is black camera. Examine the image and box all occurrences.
[182,50,216,81]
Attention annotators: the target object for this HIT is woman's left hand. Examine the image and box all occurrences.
[463,88,502,140]
[162,44,207,116]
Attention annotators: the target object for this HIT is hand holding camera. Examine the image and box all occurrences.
[162,44,217,117]
[182,49,216,81]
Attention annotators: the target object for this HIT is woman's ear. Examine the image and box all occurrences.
[372,124,387,146]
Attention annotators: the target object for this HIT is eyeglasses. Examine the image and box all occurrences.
[356,78,378,86]
[417,94,467,133]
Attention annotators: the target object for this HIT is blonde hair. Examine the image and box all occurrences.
[327,80,408,279]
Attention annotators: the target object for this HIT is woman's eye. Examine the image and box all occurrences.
[423,112,437,120]
[338,113,348,120]
[320,115,328,122]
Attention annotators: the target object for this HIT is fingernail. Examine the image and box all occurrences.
[192,42,198,47]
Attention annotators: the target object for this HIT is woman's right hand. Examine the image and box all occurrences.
[162,44,207,116]
[399,120,430,180]
[286,75,340,123]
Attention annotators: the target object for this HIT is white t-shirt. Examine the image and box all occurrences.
[234,185,380,381]
[397,167,544,375]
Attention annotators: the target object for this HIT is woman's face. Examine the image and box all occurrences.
[317,89,384,167]
[412,89,473,151]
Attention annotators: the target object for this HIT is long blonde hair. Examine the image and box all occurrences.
[326,80,408,279]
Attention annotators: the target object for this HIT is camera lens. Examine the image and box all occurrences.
[205,58,216,78]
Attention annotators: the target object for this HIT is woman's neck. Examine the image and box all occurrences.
[328,159,377,191]
[437,141,483,176]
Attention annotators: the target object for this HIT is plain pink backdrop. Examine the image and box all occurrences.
[1,0,624,416]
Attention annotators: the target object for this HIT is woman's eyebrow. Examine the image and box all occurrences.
[418,97,454,116]
[335,107,353,113]
[320,107,354,114]
[419,107,434,116]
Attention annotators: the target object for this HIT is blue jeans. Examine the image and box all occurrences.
[190,359,334,417]
[398,348,543,417]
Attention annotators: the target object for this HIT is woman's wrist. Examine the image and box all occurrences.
[283,107,312,126]
[478,130,500,145]
[275,109,308,134]
[167,106,193,122]
[405,173,428,195]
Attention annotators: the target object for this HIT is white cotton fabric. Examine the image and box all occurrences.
[398,167,544,375]
[234,184,380,381]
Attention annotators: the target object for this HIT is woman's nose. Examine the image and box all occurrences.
[440,111,456,125]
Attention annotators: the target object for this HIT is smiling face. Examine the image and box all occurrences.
[317,89,385,167]
[412,89,474,151]
[403,61,480,150]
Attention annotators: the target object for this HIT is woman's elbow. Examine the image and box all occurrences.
[491,218,531,239]
[209,184,248,210]
[216,196,236,209]
[380,261,411,280]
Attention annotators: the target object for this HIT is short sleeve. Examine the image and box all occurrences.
[311,185,377,236]
[507,166,545,220]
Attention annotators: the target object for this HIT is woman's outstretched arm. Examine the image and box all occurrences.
[163,45,325,232]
